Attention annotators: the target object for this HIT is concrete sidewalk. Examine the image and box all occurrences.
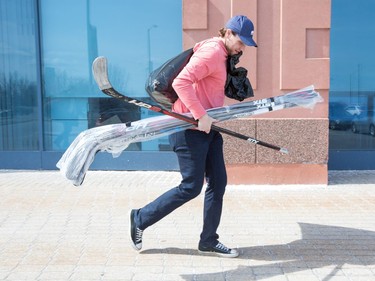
[0,170,375,281]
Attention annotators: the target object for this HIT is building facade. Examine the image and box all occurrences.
[1,0,374,184]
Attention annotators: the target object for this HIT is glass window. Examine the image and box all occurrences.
[39,0,182,151]
[330,0,375,151]
[0,0,39,151]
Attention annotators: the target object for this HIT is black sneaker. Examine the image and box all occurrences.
[198,242,239,258]
[129,209,143,251]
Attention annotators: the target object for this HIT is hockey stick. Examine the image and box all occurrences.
[92,56,288,154]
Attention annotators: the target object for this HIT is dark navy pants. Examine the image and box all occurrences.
[134,129,227,247]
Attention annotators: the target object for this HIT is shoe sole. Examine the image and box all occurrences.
[198,249,239,258]
[128,210,142,251]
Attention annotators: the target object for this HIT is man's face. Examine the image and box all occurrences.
[226,31,246,56]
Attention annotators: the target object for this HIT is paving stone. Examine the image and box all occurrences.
[0,170,374,280]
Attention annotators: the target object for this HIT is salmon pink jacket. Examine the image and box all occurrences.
[172,37,228,120]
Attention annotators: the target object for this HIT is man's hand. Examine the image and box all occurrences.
[198,114,216,134]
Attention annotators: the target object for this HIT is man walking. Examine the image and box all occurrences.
[129,15,257,258]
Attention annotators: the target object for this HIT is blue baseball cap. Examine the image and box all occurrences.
[225,15,257,47]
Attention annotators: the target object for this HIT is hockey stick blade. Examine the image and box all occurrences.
[92,56,288,154]
[92,56,112,90]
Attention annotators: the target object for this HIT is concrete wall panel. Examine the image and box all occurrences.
[280,0,330,89]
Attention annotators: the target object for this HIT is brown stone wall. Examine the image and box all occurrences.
[182,0,330,184]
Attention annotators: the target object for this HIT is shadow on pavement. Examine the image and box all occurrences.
[142,223,375,281]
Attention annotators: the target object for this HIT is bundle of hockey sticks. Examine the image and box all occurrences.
[92,57,323,153]
[56,57,323,186]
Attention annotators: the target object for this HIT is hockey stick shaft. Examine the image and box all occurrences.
[92,57,288,154]
[101,87,287,153]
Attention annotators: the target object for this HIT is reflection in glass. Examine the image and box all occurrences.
[0,0,39,151]
[40,0,182,151]
[329,0,375,151]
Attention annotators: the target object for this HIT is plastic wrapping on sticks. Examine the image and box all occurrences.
[57,85,323,186]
